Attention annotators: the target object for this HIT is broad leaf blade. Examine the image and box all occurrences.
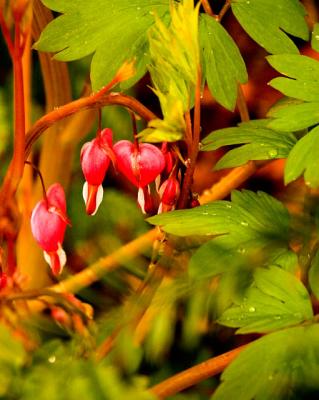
[268,102,319,132]
[35,0,169,91]
[218,266,313,333]
[284,126,319,187]
[231,0,308,55]
[201,120,296,169]
[312,23,319,52]
[212,324,319,400]
[199,14,247,111]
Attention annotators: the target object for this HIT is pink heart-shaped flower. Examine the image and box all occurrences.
[113,140,165,188]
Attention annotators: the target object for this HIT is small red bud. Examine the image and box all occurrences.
[51,307,70,326]
[158,177,180,213]
[31,183,69,275]
[80,128,113,215]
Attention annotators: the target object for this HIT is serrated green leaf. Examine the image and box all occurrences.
[218,266,313,333]
[231,0,308,55]
[269,78,319,102]
[148,189,290,240]
[267,54,319,102]
[199,14,247,111]
[267,102,319,132]
[284,126,319,187]
[311,23,319,52]
[201,120,296,169]
[212,324,319,400]
[267,54,319,81]
[309,247,319,300]
[35,0,169,91]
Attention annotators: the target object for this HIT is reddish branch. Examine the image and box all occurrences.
[150,344,248,398]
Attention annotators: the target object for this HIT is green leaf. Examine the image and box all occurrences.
[284,126,319,187]
[309,247,319,300]
[212,324,319,400]
[148,190,289,238]
[0,324,25,369]
[267,54,319,81]
[35,0,169,91]
[139,0,200,142]
[268,54,319,101]
[231,0,308,55]
[267,102,319,132]
[199,14,247,111]
[218,266,313,333]
[201,120,296,169]
[311,23,319,52]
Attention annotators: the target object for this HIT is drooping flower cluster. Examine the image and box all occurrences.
[31,183,70,276]
[30,127,181,276]
[80,129,180,215]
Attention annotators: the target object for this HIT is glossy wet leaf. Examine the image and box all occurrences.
[218,266,313,333]
[149,190,289,239]
[212,324,319,400]
[201,120,296,169]
[35,0,169,91]
[231,0,308,54]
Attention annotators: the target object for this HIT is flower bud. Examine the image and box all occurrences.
[113,140,165,188]
[80,128,113,215]
[158,177,180,213]
[31,183,70,276]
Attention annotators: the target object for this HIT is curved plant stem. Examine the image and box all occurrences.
[149,344,248,399]
[24,92,157,158]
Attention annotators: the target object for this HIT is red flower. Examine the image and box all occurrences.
[113,141,165,188]
[158,177,180,213]
[80,128,113,215]
[31,183,70,276]
[113,140,165,213]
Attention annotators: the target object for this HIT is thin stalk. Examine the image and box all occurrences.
[3,19,26,200]
[24,93,156,158]
[216,0,231,22]
[150,344,248,399]
[237,85,250,122]
[201,0,215,17]
[177,68,202,209]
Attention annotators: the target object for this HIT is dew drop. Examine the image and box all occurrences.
[48,356,56,364]
[274,315,281,320]
[248,306,256,312]
[268,149,278,158]
[240,221,249,227]
[315,34,319,40]
[226,204,232,209]
[246,0,250,4]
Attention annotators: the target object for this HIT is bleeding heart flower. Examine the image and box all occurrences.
[113,140,165,213]
[158,177,180,213]
[31,183,70,276]
[113,140,165,188]
[81,128,113,215]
